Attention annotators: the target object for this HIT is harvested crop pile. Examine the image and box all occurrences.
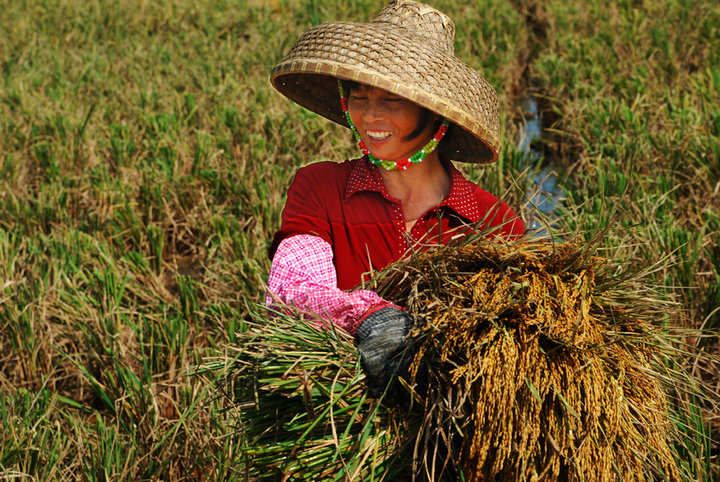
[373,241,680,480]
[204,240,706,481]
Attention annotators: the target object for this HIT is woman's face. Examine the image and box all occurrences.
[347,84,439,161]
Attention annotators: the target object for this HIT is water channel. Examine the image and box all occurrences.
[517,95,565,239]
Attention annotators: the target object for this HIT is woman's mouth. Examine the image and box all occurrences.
[366,130,392,141]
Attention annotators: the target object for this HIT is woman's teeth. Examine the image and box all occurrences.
[367,131,391,141]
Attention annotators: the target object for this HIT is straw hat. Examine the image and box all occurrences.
[270,0,501,164]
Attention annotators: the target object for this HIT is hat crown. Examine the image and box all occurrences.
[372,0,455,54]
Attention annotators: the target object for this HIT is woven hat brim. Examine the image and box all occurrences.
[270,21,500,164]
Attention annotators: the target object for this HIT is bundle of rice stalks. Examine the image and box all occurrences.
[373,241,685,480]
[200,239,714,481]
[198,312,413,480]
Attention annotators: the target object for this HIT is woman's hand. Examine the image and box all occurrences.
[355,306,415,400]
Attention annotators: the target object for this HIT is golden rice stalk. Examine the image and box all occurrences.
[371,240,684,481]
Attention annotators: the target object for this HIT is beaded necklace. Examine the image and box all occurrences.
[338,80,449,171]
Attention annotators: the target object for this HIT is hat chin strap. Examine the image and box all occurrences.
[338,80,449,171]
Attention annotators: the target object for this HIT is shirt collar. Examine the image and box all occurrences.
[344,155,481,220]
[345,156,390,201]
[439,159,483,221]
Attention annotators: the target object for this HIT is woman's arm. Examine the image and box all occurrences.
[266,234,392,335]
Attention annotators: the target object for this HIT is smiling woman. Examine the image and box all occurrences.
[265,0,524,401]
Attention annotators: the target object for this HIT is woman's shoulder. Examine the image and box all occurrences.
[293,158,362,182]
[443,165,524,234]
[297,158,362,175]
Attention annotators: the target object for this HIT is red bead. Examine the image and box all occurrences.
[396,158,411,169]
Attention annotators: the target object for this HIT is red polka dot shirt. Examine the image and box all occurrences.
[269,156,524,292]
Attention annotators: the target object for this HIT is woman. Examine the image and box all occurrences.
[266,0,524,397]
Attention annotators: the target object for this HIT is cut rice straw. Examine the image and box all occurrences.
[198,235,718,481]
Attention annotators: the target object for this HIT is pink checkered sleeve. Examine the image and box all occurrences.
[266,234,391,335]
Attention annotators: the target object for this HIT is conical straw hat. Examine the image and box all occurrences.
[271,0,501,164]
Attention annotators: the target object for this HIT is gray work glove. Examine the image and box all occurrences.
[355,307,415,401]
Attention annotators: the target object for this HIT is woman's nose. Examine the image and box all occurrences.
[363,98,386,121]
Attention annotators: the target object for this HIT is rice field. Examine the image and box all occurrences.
[0,0,718,479]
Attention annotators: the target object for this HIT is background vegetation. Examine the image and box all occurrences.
[0,0,717,478]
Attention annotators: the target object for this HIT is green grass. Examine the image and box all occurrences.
[1,0,718,479]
